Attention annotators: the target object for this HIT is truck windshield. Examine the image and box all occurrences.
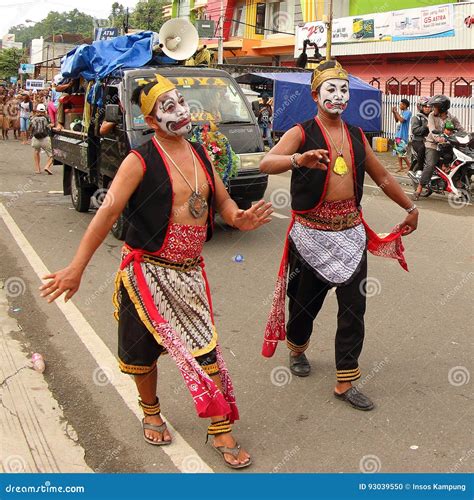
[130,75,253,129]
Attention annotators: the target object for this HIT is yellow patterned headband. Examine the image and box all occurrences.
[136,74,176,116]
[311,60,349,92]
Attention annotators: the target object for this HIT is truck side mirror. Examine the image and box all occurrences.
[105,104,120,123]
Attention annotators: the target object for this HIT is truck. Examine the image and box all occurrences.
[52,66,268,239]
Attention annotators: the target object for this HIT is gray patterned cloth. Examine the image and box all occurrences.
[289,221,367,286]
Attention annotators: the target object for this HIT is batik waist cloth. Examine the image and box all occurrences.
[290,198,366,286]
[115,222,216,355]
[113,221,238,421]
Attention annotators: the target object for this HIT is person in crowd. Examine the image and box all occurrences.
[260,60,418,411]
[40,74,274,469]
[0,95,7,140]
[258,94,273,148]
[30,103,53,174]
[413,95,465,200]
[410,97,431,172]
[392,98,412,172]
[19,93,33,144]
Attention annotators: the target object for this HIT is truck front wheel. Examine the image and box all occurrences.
[71,169,92,212]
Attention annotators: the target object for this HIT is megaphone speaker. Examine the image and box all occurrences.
[158,18,199,61]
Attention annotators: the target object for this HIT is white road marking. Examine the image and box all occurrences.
[0,202,213,474]
[271,212,289,219]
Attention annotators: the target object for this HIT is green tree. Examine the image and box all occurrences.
[109,2,127,31]
[10,10,94,48]
[130,0,166,32]
[0,48,26,79]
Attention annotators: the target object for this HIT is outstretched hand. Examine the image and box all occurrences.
[39,265,83,303]
[233,200,273,231]
[298,149,329,170]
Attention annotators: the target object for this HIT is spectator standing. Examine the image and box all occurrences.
[258,94,273,149]
[30,103,53,175]
[19,94,33,144]
[392,98,412,172]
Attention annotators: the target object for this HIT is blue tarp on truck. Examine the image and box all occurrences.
[235,72,382,134]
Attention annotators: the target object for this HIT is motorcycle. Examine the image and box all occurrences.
[407,131,474,204]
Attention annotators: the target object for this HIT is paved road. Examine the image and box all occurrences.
[0,139,472,474]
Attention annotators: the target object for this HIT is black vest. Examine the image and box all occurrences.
[125,136,216,253]
[291,118,366,212]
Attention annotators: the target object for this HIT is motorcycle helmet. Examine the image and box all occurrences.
[418,96,430,107]
[428,95,450,113]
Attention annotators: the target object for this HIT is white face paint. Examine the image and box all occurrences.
[318,79,350,115]
[155,89,192,136]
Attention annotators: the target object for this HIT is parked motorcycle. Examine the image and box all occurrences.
[407,131,474,204]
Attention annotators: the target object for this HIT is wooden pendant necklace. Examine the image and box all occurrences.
[318,119,349,176]
[155,139,208,218]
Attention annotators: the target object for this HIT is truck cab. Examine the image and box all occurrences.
[54,66,268,239]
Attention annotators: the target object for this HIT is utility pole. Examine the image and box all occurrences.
[217,0,224,64]
[325,0,333,61]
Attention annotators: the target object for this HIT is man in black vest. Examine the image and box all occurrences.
[261,60,418,411]
[40,73,273,469]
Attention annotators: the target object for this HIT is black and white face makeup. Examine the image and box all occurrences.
[318,79,350,115]
[155,89,192,136]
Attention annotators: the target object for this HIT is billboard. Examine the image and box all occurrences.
[295,3,454,57]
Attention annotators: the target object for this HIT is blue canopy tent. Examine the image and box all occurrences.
[235,72,382,134]
[60,32,157,81]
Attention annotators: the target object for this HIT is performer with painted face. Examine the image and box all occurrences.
[40,73,273,468]
[260,60,418,411]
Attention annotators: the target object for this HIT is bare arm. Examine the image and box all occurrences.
[364,139,418,234]
[40,153,144,302]
[260,126,329,174]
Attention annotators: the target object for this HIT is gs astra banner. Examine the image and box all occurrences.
[295,3,454,57]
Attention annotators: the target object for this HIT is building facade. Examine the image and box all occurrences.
[169,0,473,97]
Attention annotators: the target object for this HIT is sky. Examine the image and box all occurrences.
[0,0,140,38]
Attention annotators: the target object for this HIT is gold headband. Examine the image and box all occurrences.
[137,74,176,116]
[311,60,349,92]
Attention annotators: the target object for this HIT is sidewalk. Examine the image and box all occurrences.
[0,282,91,473]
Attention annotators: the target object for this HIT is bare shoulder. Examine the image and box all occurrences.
[270,125,303,155]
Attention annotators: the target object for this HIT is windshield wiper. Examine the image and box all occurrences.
[219,120,252,125]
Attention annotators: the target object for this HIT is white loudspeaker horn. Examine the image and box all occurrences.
[158,18,199,61]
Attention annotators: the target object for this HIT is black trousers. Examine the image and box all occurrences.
[286,243,367,382]
[411,140,426,172]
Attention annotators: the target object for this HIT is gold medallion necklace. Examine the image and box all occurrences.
[155,139,208,219]
[318,119,349,176]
